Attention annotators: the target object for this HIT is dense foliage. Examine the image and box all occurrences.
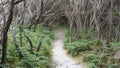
[0,26,55,68]
[64,28,120,68]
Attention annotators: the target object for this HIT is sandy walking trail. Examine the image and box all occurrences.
[51,28,84,68]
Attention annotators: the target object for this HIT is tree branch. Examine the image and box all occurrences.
[14,0,25,5]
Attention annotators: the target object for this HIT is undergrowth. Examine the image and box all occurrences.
[64,28,120,68]
[0,25,55,68]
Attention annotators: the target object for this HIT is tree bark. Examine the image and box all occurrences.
[13,29,23,59]
[21,25,34,54]
[1,0,25,64]
[107,0,113,44]
[1,0,14,64]
[36,41,42,52]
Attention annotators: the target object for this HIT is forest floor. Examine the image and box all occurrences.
[51,28,84,68]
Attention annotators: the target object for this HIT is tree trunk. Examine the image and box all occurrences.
[36,41,42,52]
[107,0,113,44]
[13,29,23,59]
[69,22,73,43]
[21,25,34,54]
[1,0,14,64]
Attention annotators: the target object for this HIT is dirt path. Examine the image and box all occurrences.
[51,28,84,68]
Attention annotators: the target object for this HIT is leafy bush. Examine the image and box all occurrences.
[64,39,102,56]
[84,62,97,68]
[0,25,55,68]
[64,28,120,68]
[18,52,51,68]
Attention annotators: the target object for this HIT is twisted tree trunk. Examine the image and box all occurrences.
[1,0,14,64]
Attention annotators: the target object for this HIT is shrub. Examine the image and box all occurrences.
[0,25,55,68]
[64,28,120,68]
